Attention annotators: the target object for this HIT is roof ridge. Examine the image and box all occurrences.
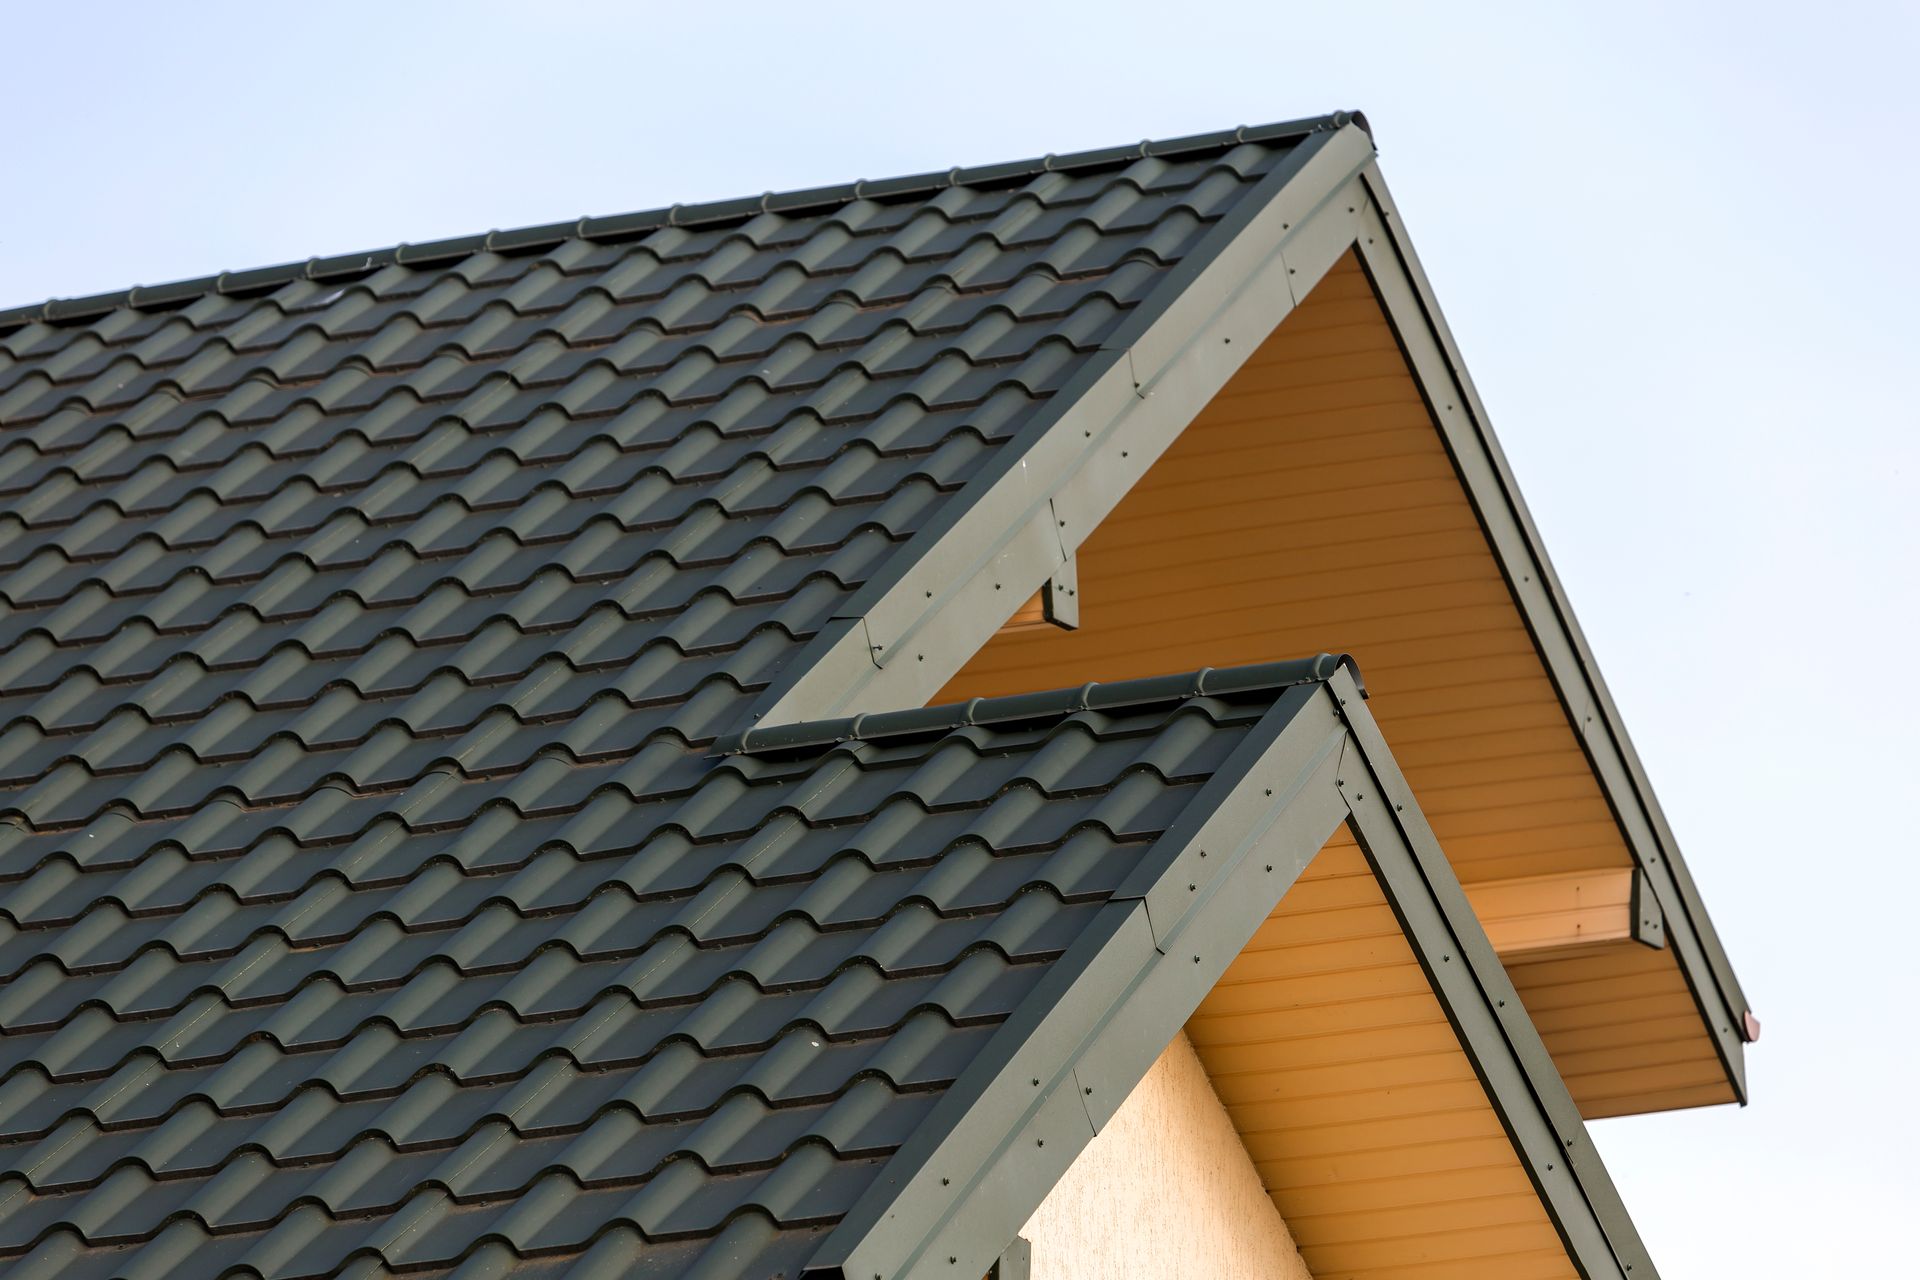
[714,653,1365,756]
[0,112,1367,333]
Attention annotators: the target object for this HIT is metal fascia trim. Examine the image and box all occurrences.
[1348,164,1753,1088]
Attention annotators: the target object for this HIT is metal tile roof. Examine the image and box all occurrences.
[0,121,1349,1277]
[0,122,1326,806]
[0,662,1324,1279]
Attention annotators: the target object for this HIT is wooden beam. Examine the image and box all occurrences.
[996,558,1079,635]
[999,588,1051,633]
[1462,869,1654,959]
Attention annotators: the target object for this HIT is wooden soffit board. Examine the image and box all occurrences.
[1189,831,1580,1279]
[940,253,1734,1118]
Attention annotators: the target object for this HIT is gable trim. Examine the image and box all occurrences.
[1347,162,1752,1093]
[799,667,1654,1280]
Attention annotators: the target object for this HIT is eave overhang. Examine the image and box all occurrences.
[1348,161,1754,1084]
[740,117,1751,1112]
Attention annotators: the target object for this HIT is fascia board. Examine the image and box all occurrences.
[800,674,1655,1280]
[1348,165,1752,1089]
[741,123,1381,731]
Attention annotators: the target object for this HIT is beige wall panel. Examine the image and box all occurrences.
[1020,1032,1312,1280]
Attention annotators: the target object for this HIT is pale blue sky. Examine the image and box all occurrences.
[4,3,1915,1274]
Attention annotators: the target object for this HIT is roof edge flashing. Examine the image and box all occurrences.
[712,653,1361,757]
[1350,162,1752,1081]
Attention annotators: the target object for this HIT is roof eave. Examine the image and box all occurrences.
[1347,160,1754,1093]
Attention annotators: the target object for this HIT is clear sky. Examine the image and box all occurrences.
[4,2,1914,1274]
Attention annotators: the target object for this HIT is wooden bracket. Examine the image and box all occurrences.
[1461,868,1664,959]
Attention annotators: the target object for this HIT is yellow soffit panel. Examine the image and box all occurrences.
[940,252,1734,1117]
[1187,833,1580,1280]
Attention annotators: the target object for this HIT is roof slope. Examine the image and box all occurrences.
[0,122,1355,1278]
[0,120,1329,778]
[0,661,1335,1278]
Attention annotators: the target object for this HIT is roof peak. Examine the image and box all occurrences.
[0,111,1368,332]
